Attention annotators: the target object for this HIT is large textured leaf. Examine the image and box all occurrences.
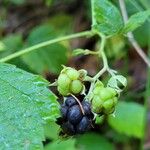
[21,24,68,75]
[0,63,60,149]
[77,133,114,150]
[123,10,150,33]
[92,0,124,36]
[108,101,145,138]
[44,122,59,140]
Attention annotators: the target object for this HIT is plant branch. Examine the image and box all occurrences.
[0,30,93,63]
[91,0,96,26]
[119,0,150,67]
[86,34,117,100]
[86,35,107,99]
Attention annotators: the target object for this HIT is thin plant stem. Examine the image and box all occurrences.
[118,0,150,67]
[0,30,92,63]
[71,94,85,115]
[86,35,107,99]
[86,34,116,99]
[91,0,96,26]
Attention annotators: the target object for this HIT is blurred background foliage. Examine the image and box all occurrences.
[0,0,149,149]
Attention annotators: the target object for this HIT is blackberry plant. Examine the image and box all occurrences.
[0,0,149,149]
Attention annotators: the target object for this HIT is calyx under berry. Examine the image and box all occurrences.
[107,75,127,93]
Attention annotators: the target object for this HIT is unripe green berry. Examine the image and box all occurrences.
[95,80,104,88]
[103,99,115,114]
[99,87,116,101]
[103,106,115,115]
[92,96,103,114]
[58,74,71,89]
[58,86,70,96]
[113,97,118,105]
[106,87,117,97]
[93,86,104,95]
[70,80,83,94]
[66,68,80,80]
[103,99,114,110]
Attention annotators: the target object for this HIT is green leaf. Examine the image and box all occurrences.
[0,34,30,71]
[134,21,150,47]
[108,101,145,138]
[92,0,124,36]
[44,139,76,150]
[77,133,114,150]
[0,41,5,52]
[47,13,73,35]
[44,122,59,140]
[106,35,126,59]
[0,34,23,55]
[139,0,150,11]
[72,49,95,56]
[0,63,60,149]
[123,10,150,33]
[21,24,68,74]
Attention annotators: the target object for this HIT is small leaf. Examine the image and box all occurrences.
[77,133,115,150]
[72,49,95,56]
[92,0,124,36]
[123,10,150,33]
[107,75,127,93]
[72,49,86,56]
[44,139,76,150]
[0,63,60,149]
[108,101,145,138]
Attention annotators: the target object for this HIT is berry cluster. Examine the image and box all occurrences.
[57,67,84,96]
[57,96,94,135]
[91,81,118,115]
[55,67,127,136]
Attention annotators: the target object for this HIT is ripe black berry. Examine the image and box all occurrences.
[60,104,68,119]
[76,116,90,134]
[67,105,82,125]
[82,100,94,120]
[61,121,75,135]
[56,96,94,135]
[65,96,77,107]
[82,101,91,115]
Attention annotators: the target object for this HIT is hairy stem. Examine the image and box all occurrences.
[86,33,116,100]
[91,0,96,26]
[119,0,150,67]
[0,30,92,63]
[86,35,107,99]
